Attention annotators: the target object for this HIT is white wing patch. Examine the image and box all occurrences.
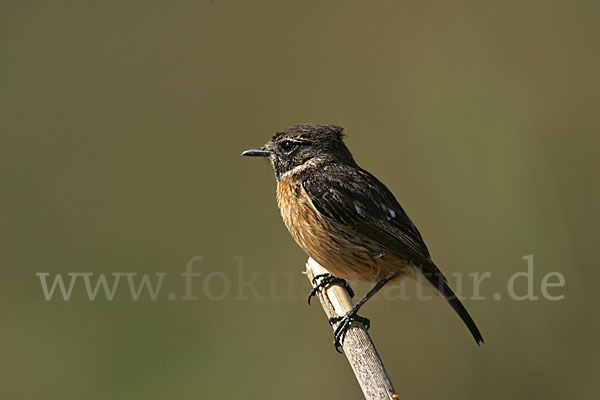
[378,202,397,221]
[353,201,366,217]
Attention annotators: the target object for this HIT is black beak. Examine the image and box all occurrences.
[241,146,270,157]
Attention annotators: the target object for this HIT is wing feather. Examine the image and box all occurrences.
[302,166,434,269]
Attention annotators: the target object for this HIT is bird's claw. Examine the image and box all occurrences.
[307,273,355,305]
[328,312,371,353]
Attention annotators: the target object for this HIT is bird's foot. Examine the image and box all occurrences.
[307,273,354,305]
[328,311,370,353]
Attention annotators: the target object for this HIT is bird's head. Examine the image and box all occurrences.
[242,124,356,181]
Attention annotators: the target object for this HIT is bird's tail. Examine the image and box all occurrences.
[424,270,484,345]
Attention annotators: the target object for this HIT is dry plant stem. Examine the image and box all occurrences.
[305,257,399,400]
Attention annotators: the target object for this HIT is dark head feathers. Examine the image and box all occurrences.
[271,124,345,143]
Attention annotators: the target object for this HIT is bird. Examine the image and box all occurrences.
[242,123,483,351]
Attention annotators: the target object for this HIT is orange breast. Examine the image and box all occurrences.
[276,177,321,253]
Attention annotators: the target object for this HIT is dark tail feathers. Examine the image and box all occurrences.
[426,272,484,345]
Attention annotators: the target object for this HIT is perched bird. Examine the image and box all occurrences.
[242,124,483,351]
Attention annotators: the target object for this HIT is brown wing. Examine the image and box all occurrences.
[302,165,435,270]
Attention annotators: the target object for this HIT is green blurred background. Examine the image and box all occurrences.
[1,1,598,399]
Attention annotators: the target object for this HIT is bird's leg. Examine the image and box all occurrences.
[308,273,355,305]
[328,272,400,352]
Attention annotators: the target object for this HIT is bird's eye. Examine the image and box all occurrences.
[281,140,296,152]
